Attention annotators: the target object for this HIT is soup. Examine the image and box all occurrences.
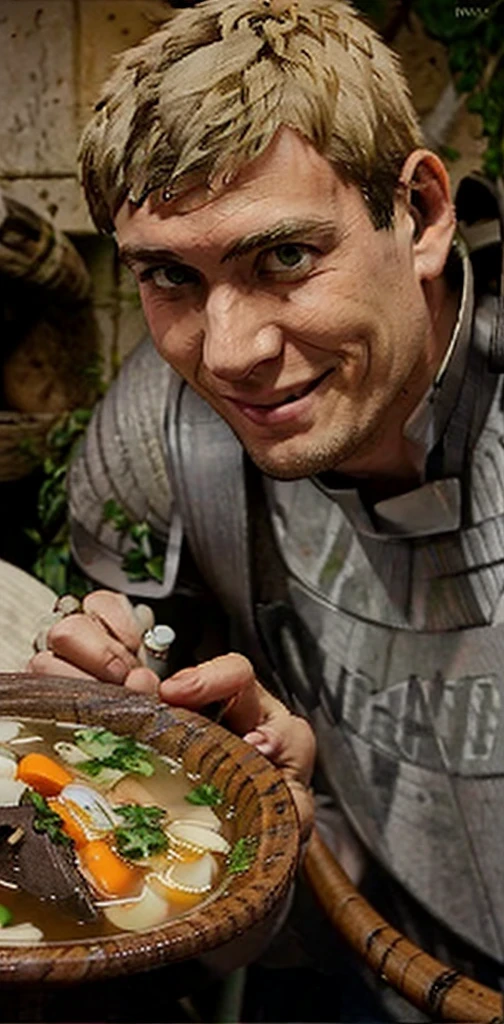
[0,717,252,944]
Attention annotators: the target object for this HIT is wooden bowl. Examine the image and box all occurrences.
[0,673,299,986]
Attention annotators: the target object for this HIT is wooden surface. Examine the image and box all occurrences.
[304,828,503,1023]
[0,560,55,670]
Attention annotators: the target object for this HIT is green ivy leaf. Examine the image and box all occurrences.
[103,499,132,532]
[145,555,165,583]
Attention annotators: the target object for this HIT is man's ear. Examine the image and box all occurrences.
[398,150,456,281]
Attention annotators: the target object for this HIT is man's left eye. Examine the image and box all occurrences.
[258,244,316,278]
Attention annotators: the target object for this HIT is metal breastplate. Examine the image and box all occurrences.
[167,284,504,963]
[258,294,504,963]
[262,444,504,963]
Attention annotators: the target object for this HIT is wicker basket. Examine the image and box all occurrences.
[0,190,96,482]
[0,411,58,482]
[305,830,503,1023]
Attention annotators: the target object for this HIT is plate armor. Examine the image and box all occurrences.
[69,176,504,969]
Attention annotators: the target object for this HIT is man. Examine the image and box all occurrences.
[30,0,504,1017]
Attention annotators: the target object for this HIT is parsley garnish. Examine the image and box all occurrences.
[25,790,72,847]
[113,804,168,861]
[74,728,155,778]
[185,783,224,807]
[227,836,258,875]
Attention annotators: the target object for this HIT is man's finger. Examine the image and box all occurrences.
[124,666,160,696]
[48,614,139,684]
[245,715,316,787]
[159,653,262,735]
[27,651,97,681]
[82,591,144,653]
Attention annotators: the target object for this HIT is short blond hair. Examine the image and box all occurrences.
[80,0,423,233]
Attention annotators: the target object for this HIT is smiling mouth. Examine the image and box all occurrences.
[234,369,333,409]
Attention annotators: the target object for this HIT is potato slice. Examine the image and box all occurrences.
[102,883,169,932]
[0,778,26,806]
[162,853,217,893]
[0,755,17,780]
[0,922,43,944]
[166,822,230,854]
[169,804,222,830]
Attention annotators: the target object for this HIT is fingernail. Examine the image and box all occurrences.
[243,731,274,757]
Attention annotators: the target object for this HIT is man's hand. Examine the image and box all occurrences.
[28,591,315,838]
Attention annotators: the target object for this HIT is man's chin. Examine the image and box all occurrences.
[242,439,341,481]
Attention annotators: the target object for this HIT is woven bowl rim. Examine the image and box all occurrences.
[0,673,300,984]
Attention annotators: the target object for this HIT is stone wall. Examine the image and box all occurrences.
[0,0,167,377]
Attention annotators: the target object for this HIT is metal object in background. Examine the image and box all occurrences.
[143,624,176,678]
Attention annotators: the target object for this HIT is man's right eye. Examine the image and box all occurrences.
[139,265,198,289]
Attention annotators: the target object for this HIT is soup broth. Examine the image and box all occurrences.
[0,717,237,943]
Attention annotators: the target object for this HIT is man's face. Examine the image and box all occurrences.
[116,128,434,480]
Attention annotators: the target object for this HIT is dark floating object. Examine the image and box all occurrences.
[0,806,96,923]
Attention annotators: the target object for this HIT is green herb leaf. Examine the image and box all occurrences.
[75,728,121,752]
[24,790,72,847]
[113,804,168,861]
[227,836,258,875]
[114,805,165,827]
[185,783,224,807]
[0,904,12,928]
[74,728,155,778]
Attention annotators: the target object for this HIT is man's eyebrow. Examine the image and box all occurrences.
[118,219,338,269]
[118,246,183,269]
[221,219,338,263]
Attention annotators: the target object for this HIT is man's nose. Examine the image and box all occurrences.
[203,283,282,380]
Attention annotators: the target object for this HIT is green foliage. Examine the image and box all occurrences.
[356,0,504,179]
[74,727,155,778]
[24,409,96,596]
[113,804,168,861]
[103,499,165,584]
[25,790,72,847]
[185,783,224,807]
[227,836,258,875]
[413,0,504,178]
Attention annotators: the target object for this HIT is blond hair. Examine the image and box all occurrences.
[80,0,423,233]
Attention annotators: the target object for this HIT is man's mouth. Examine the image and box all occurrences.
[229,369,332,410]
[222,369,333,425]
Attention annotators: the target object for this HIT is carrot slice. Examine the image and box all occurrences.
[47,799,88,849]
[79,840,141,898]
[16,753,72,797]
